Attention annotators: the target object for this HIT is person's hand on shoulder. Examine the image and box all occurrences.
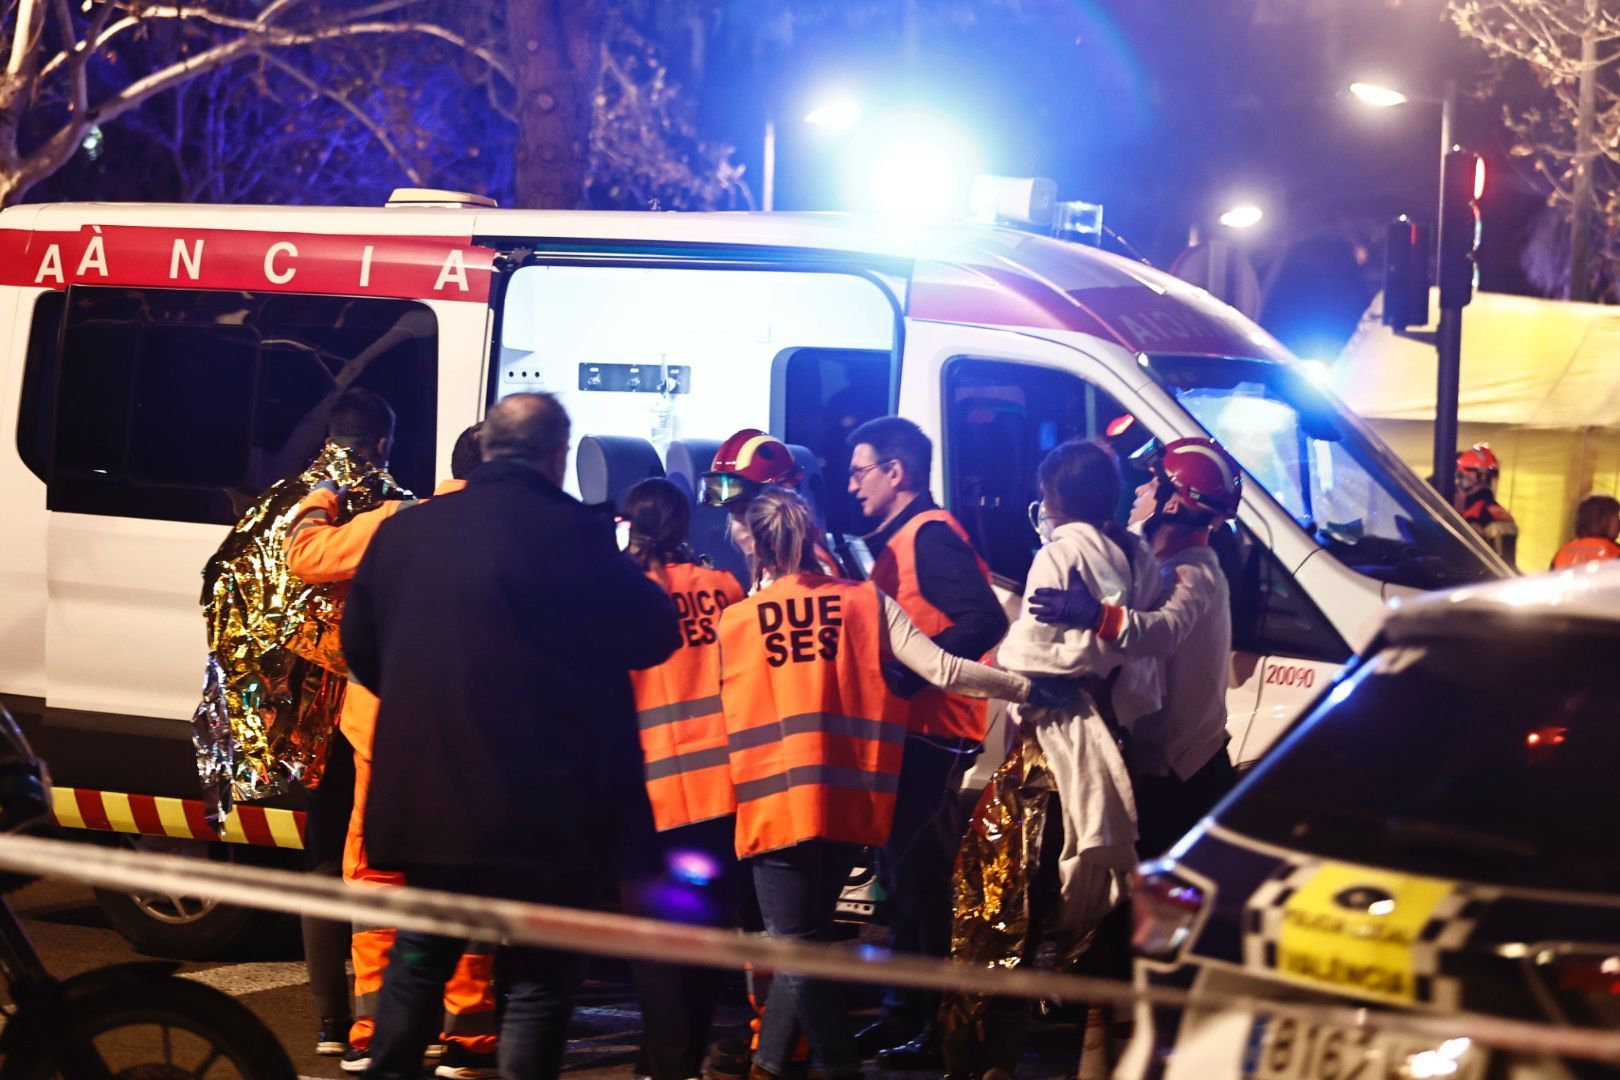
[1026,568,1102,629]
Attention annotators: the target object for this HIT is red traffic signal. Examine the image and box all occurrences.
[1439,148,1483,309]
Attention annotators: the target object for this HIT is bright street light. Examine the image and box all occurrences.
[1349,81,1409,109]
[1218,204,1264,229]
[803,98,862,132]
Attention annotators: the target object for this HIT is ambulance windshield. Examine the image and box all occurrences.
[1146,357,1502,589]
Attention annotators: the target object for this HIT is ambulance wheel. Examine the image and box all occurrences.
[91,836,289,960]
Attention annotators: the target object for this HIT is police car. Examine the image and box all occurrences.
[1118,562,1620,1080]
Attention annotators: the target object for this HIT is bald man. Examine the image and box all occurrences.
[343,394,681,1078]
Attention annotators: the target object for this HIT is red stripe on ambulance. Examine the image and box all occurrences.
[0,225,495,303]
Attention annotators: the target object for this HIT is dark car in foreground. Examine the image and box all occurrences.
[1118,563,1620,1080]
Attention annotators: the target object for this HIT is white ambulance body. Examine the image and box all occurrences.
[0,194,1508,952]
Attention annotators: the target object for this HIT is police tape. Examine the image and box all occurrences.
[2,831,1616,1066]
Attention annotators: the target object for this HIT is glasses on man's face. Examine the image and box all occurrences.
[848,459,895,482]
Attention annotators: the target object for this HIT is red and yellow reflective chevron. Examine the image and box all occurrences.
[50,787,306,849]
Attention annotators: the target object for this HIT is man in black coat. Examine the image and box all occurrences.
[342,392,680,1079]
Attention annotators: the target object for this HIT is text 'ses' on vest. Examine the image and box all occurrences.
[719,575,904,857]
[869,509,991,743]
[631,563,746,832]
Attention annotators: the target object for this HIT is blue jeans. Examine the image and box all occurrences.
[750,840,861,1076]
[362,867,588,1079]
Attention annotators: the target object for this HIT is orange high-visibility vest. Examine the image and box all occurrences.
[870,508,992,743]
[720,574,904,857]
[1552,536,1620,570]
[631,563,747,832]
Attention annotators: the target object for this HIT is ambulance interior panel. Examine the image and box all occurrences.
[496,265,896,500]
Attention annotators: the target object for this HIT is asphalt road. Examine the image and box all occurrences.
[6,877,1090,1078]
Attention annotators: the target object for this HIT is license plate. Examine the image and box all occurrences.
[1244,1015,1488,1080]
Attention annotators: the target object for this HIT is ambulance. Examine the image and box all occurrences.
[0,185,1509,954]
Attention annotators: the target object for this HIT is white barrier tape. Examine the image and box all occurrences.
[3,832,1617,1066]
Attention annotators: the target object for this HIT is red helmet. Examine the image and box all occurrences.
[700,429,802,507]
[1456,443,1499,475]
[1154,437,1243,519]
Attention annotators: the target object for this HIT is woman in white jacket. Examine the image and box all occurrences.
[942,438,1161,1079]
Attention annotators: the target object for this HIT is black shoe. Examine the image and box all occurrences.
[851,1019,912,1060]
[315,1017,350,1056]
[434,1042,499,1078]
[874,1030,943,1071]
[339,1047,371,1074]
[708,1035,752,1079]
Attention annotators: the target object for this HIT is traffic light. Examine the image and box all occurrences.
[1382,215,1431,329]
[1438,149,1485,308]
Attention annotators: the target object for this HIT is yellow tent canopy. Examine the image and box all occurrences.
[1334,289,1620,572]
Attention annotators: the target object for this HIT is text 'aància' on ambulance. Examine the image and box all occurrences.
[0,182,1510,954]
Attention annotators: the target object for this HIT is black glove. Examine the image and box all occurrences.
[881,658,927,699]
[1026,568,1104,629]
[1027,676,1081,711]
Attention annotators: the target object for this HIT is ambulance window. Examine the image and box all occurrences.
[49,288,437,525]
[778,347,890,538]
[1224,522,1350,663]
[943,357,1130,585]
[16,291,65,482]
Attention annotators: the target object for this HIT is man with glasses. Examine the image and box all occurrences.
[844,417,1007,1070]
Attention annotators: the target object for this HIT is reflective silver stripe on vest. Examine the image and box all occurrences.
[728,712,904,753]
[734,764,899,804]
[643,744,732,782]
[637,695,724,731]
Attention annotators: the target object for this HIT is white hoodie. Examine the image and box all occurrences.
[995,521,1162,935]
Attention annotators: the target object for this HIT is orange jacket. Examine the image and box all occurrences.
[719,574,904,857]
[1551,536,1620,570]
[631,563,747,832]
[869,509,991,742]
[285,479,465,755]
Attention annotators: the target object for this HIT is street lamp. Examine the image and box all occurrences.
[763,96,862,212]
[1349,82,1408,109]
[1218,204,1264,229]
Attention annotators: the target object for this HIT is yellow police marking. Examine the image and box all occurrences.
[1275,864,1452,1005]
[156,797,191,839]
[50,788,84,830]
[266,809,303,849]
[101,791,140,834]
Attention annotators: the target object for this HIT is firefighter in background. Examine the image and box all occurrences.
[617,478,747,1080]
[700,429,843,580]
[719,488,1070,1080]
[1455,444,1517,567]
[1551,494,1620,569]
[283,424,493,1079]
[842,417,1007,1070]
[197,388,406,1061]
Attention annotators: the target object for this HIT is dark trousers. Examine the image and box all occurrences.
[751,840,862,1075]
[303,726,356,1021]
[362,865,588,1079]
[876,735,978,1030]
[626,815,742,1080]
[1133,746,1238,860]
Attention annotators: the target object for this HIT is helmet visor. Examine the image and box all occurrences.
[699,472,756,508]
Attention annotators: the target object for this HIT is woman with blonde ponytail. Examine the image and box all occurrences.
[716,488,1073,1080]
